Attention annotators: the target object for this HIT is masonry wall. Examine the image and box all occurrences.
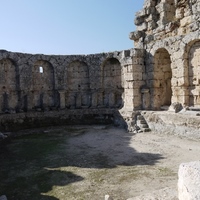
[130,0,200,110]
[4,0,200,130]
[0,51,115,112]
[0,49,145,130]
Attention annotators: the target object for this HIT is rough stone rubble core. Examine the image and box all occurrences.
[0,0,200,133]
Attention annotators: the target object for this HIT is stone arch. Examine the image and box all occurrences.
[66,60,90,108]
[32,60,56,110]
[151,48,172,110]
[0,58,19,112]
[187,40,200,107]
[101,57,123,108]
[33,60,55,91]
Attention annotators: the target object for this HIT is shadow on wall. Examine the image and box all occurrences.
[0,126,163,200]
[101,58,124,108]
[188,40,200,107]
[145,49,172,110]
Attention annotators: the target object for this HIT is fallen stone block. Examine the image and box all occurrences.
[178,161,200,200]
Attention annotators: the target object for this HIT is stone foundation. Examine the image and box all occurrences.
[0,108,125,132]
[141,110,200,140]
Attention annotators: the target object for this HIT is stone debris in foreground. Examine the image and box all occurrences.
[178,161,200,200]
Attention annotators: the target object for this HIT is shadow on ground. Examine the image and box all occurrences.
[0,125,163,200]
[62,126,163,168]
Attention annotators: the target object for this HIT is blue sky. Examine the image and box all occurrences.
[1,1,144,55]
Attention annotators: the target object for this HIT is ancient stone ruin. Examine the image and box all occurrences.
[1,1,200,199]
[0,50,139,130]
[0,0,200,133]
[130,0,200,109]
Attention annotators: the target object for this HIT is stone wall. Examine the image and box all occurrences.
[0,49,145,130]
[2,0,200,130]
[130,0,200,110]
[0,51,117,112]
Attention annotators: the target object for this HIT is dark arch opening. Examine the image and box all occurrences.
[151,48,172,110]
[102,58,123,108]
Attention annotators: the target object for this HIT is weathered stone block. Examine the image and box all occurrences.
[180,16,192,27]
[125,73,134,81]
[178,161,200,200]
[137,22,147,31]
[129,31,144,41]
[176,7,184,19]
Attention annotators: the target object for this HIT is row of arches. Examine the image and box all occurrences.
[149,39,200,110]
[0,57,123,113]
[66,58,123,109]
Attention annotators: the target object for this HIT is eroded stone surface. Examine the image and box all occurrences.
[178,161,200,200]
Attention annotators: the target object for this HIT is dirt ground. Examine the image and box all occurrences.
[1,125,200,200]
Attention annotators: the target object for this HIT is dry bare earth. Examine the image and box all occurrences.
[1,125,200,200]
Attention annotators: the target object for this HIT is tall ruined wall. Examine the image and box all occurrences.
[130,0,200,110]
[130,0,200,46]
[0,49,145,130]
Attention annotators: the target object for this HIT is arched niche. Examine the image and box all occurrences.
[67,61,89,91]
[32,60,55,109]
[102,58,123,108]
[0,58,18,91]
[66,60,90,108]
[151,48,172,110]
[0,58,19,112]
[156,0,176,25]
[33,60,55,91]
[188,40,200,107]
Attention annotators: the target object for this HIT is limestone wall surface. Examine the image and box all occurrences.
[130,0,200,110]
[0,49,146,130]
[0,50,133,112]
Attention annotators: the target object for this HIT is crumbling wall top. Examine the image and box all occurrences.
[130,0,200,47]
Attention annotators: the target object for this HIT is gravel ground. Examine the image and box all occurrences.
[1,125,200,200]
